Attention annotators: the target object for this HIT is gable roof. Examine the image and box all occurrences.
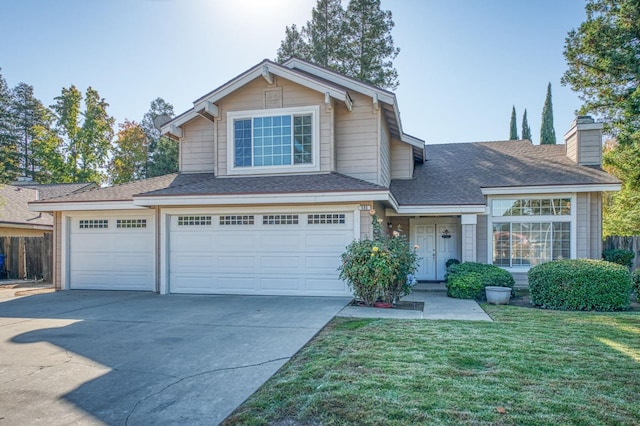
[0,185,52,228]
[390,140,621,206]
[161,57,424,160]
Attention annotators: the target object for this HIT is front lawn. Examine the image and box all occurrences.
[223,306,640,425]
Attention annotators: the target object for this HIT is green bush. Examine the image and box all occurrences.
[602,249,635,268]
[446,262,515,300]
[632,269,640,296]
[445,258,460,269]
[528,259,631,311]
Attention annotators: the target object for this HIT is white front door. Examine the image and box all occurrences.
[412,219,459,281]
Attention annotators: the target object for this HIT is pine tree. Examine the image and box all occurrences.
[141,98,178,177]
[0,69,20,183]
[276,0,400,90]
[11,83,50,178]
[341,0,400,89]
[540,83,556,144]
[509,106,518,140]
[521,108,532,141]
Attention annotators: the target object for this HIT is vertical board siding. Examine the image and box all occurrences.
[476,214,488,263]
[335,91,378,184]
[379,116,391,187]
[180,115,215,173]
[215,76,330,176]
[391,139,413,179]
[55,212,61,288]
[589,192,602,259]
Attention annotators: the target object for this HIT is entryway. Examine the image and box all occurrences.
[411,218,460,281]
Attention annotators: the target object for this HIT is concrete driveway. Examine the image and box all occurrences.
[0,291,349,425]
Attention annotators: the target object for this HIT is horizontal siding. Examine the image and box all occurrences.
[391,139,413,179]
[565,132,577,163]
[461,224,476,262]
[215,76,329,176]
[579,129,602,166]
[335,91,378,184]
[589,192,602,259]
[181,116,215,173]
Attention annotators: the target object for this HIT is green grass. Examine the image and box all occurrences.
[223,306,640,425]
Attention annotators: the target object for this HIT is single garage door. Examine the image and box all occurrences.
[169,211,355,296]
[69,214,155,291]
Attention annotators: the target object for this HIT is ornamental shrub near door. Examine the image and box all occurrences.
[446,262,515,300]
[528,259,631,311]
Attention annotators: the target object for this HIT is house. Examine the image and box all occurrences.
[1,180,95,279]
[29,58,620,295]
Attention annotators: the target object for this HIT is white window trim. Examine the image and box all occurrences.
[226,105,321,176]
[486,194,577,273]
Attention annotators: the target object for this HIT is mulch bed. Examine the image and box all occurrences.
[508,291,640,312]
[349,299,424,312]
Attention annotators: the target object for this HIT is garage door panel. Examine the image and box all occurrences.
[69,215,155,291]
[169,211,353,296]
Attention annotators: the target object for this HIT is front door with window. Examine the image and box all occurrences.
[411,218,459,281]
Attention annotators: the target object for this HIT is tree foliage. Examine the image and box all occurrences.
[108,120,148,185]
[11,83,49,178]
[142,98,178,178]
[0,69,20,183]
[540,83,556,144]
[509,106,518,140]
[522,108,532,141]
[276,0,400,90]
[563,0,640,235]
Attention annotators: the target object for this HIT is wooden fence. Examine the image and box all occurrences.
[0,234,52,281]
[603,236,640,271]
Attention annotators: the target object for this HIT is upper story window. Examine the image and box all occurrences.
[227,106,320,175]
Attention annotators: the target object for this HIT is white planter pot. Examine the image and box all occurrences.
[485,286,511,304]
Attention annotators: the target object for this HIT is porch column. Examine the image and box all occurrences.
[461,214,477,263]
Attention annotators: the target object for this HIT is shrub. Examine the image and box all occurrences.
[338,211,419,306]
[602,249,634,268]
[528,259,631,311]
[632,269,640,296]
[446,262,515,300]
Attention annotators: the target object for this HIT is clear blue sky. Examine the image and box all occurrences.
[0,0,587,145]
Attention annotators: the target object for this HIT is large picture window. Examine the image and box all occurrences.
[229,106,317,172]
[491,197,572,267]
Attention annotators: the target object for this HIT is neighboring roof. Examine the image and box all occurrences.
[0,185,52,228]
[137,172,387,198]
[30,173,213,204]
[390,140,621,206]
[12,182,96,200]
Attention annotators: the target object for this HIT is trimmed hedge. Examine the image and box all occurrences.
[528,259,631,311]
[632,269,640,296]
[602,249,634,268]
[446,262,515,300]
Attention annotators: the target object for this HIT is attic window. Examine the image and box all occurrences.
[227,106,320,175]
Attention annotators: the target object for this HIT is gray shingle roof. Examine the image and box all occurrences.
[12,182,96,200]
[31,173,213,204]
[137,172,387,197]
[0,185,52,227]
[390,140,620,206]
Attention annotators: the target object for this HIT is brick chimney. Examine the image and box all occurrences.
[564,115,603,167]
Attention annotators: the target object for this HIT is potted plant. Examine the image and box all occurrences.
[485,285,512,304]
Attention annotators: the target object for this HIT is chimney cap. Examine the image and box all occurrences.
[576,115,594,124]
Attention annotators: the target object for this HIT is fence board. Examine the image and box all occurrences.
[603,236,640,271]
[0,235,52,281]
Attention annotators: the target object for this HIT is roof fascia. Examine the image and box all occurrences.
[385,205,487,216]
[481,183,621,195]
[133,190,390,207]
[29,201,151,212]
[0,222,52,230]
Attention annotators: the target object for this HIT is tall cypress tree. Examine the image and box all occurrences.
[509,106,519,140]
[521,108,532,141]
[540,83,556,144]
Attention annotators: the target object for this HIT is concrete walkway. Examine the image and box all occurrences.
[337,289,493,321]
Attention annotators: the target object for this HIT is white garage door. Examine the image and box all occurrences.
[168,211,355,296]
[69,214,155,291]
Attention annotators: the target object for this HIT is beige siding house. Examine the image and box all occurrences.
[31,59,620,294]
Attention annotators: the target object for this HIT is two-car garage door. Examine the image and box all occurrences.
[168,211,355,296]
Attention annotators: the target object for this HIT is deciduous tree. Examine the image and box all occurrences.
[0,69,20,183]
[109,120,148,185]
[142,98,178,177]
